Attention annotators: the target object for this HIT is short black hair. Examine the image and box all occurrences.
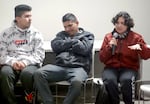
[62,13,78,22]
[112,11,134,29]
[15,4,32,17]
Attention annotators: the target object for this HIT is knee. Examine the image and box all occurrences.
[71,80,83,89]
[104,78,117,86]
[0,66,13,78]
[34,70,43,80]
[120,78,132,85]
[21,68,32,76]
[20,69,32,80]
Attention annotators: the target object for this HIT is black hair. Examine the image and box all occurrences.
[15,4,32,17]
[112,11,134,29]
[62,13,78,22]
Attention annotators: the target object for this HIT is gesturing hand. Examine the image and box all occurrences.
[128,44,142,50]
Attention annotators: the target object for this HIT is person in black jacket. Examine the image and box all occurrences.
[34,13,94,104]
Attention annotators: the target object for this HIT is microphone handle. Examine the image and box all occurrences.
[112,44,116,55]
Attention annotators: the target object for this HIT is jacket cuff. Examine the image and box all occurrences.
[22,60,29,66]
[11,60,17,66]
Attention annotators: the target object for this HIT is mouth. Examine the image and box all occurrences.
[66,31,72,34]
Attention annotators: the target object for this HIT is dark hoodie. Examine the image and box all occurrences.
[51,28,94,74]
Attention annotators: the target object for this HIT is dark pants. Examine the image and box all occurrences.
[102,68,137,104]
[34,64,88,104]
[0,65,39,104]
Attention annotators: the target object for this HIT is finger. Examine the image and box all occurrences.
[138,47,142,50]
[128,46,133,49]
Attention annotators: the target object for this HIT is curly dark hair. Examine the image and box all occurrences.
[112,11,134,29]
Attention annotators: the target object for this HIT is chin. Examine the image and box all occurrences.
[27,24,31,28]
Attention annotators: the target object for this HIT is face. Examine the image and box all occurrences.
[16,11,32,29]
[63,21,79,36]
[115,17,128,34]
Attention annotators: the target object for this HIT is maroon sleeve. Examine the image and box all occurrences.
[99,34,112,63]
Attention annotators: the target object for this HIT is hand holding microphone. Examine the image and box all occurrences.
[109,33,118,55]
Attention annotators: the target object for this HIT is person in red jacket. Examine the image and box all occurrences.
[99,11,150,104]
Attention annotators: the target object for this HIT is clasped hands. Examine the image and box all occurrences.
[12,61,26,71]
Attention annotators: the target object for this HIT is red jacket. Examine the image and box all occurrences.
[99,31,150,71]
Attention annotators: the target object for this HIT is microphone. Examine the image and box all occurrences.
[112,33,118,55]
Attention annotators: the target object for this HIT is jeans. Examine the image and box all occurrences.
[102,68,137,104]
[34,64,88,104]
[0,65,39,104]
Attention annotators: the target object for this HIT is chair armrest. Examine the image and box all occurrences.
[93,78,104,85]
[136,80,150,85]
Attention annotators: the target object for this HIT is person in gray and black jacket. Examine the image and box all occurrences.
[34,13,94,104]
[0,4,45,104]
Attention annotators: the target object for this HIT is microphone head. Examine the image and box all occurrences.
[113,33,118,38]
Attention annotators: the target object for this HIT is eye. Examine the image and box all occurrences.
[120,22,125,25]
[68,24,73,27]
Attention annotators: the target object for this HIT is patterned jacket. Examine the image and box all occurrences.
[0,22,45,66]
